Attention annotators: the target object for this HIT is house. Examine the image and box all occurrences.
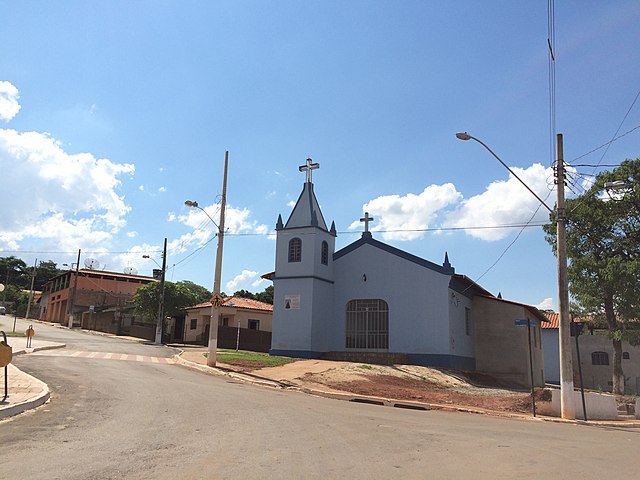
[184,296,273,352]
[269,160,546,388]
[542,312,640,394]
[41,268,156,325]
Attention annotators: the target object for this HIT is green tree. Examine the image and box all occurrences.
[132,280,211,323]
[544,158,640,395]
[0,256,29,290]
[34,260,65,291]
[233,289,256,300]
[255,285,274,305]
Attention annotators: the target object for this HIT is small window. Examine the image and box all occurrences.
[465,308,471,336]
[623,351,630,360]
[190,318,197,330]
[222,317,229,327]
[248,319,259,330]
[288,238,302,262]
[592,351,609,366]
[321,241,329,265]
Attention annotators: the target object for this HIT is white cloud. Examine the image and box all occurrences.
[0,81,20,122]
[226,269,259,291]
[251,277,267,288]
[444,163,554,241]
[158,186,166,193]
[349,184,462,241]
[139,185,145,191]
[0,128,134,251]
[126,231,138,238]
[287,200,296,209]
[535,297,555,311]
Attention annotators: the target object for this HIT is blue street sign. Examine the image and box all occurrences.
[514,319,538,327]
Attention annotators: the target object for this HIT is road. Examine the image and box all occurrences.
[1,318,638,479]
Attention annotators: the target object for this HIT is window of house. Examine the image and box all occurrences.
[345,299,389,350]
[190,318,197,330]
[222,317,229,327]
[321,241,329,265]
[592,351,609,366]
[623,351,630,360]
[465,308,471,336]
[288,238,302,262]
[248,319,259,330]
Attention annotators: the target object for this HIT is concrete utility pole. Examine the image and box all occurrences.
[555,133,576,419]
[208,151,229,367]
[68,249,81,328]
[25,258,37,319]
[155,237,167,345]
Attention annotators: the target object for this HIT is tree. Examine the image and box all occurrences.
[34,260,65,291]
[233,289,256,300]
[0,256,29,290]
[132,280,211,323]
[255,285,274,305]
[544,158,640,395]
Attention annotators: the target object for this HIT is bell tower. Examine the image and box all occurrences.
[271,158,336,357]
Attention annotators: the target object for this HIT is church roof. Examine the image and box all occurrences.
[282,181,328,230]
[333,232,454,275]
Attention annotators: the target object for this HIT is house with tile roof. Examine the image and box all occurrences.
[269,160,547,387]
[542,312,640,394]
[183,296,273,352]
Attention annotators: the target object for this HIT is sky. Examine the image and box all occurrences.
[1,1,639,310]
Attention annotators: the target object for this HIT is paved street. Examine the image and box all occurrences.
[1,319,639,479]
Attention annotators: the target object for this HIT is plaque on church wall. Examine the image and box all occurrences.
[284,295,300,310]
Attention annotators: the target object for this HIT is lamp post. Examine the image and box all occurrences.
[185,150,229,367]
[456,131,576,420]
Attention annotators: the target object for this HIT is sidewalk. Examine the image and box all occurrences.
[175,347,640,428]
[0,337,66,420]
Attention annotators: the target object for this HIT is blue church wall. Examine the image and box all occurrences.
[331,243,452,355]
[271,278,316,351]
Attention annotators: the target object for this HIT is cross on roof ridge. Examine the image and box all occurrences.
[299,157,320,183]
[360,212,374,233]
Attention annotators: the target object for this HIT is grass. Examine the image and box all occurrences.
[212,349,301,368]
[1,331,25,337]
[358,364,373,370]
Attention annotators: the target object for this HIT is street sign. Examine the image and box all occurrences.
[514,319,538,327]
[89,305,95,313]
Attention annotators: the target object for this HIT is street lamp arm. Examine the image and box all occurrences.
[185,200,220,230]
[456,132,554,214]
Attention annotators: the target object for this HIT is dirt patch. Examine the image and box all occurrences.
[299,364,543,414]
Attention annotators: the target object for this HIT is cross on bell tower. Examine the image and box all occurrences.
[360,212,374,233]
[299,158,320,183]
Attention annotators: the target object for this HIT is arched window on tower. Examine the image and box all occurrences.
[288,238,302,262]
[321,241,329,265]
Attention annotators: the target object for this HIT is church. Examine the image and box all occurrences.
[270,159,547,387]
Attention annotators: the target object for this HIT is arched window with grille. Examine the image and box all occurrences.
[321,241,329,265]
[345,299,389,350]
[288,238,302,262]
[591,351,609,366]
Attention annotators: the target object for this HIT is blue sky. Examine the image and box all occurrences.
[1,1,639,310]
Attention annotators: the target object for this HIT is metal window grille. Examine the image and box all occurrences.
[591,351,609,366]
[321,241,329,265]
[345,299,389,350]
[288,238,302,262]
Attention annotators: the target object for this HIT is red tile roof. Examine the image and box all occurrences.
[542,312,559,329]
[186,296,273,312]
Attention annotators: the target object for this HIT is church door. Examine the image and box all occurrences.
[345,299,389,350]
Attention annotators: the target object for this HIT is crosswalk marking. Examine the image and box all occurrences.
[30,350,175,364]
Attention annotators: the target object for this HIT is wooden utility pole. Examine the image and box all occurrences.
[556,133,576,419]
[25,258,37,319]
[68,249,81,328]
[207,150,229,367]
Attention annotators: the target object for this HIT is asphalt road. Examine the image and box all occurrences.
[1,319,638,479]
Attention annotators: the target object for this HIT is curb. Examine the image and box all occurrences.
[12,343,67,356]
[0,366,50,420]
[173,352,640,428]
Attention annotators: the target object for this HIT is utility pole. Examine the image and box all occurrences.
[25,258,37,319]
[208,150,229,367]
[155,237,167,345]
[556,133,576,419]
[68,249,81,328]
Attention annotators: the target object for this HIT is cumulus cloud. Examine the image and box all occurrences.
[349,184,462,241]
[535,297,555,311]
[0,81,20,122]
[226,269,259,291]
[444,163,554,241]
[0,128,134,251]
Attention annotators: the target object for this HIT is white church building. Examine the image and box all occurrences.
[269,159,547,387]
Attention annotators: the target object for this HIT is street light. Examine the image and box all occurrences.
[184,150,229,366]
[456,131,576,420]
